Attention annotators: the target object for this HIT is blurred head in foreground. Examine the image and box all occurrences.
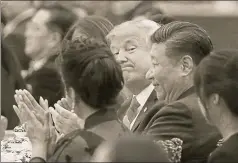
[91,135,169,162]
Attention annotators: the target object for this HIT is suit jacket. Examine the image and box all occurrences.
[118,90,157,132]
[25,55,64,107]
[208,133,238,163]
[136,86,221,163]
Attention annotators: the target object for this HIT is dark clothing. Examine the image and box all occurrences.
[1,42,26,129]
[118,90,157,132]
[48,109,124,162]
[25,55,64,107]
[137,86,221,163]
[208,133,238,163]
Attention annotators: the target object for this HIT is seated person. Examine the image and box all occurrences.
[194,49,238,163]
[14,38,125,162]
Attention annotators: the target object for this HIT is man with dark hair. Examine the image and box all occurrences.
[138,21,221,162]
[24,4,77,106]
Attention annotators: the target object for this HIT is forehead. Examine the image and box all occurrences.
[109,27,147,48]
[32,9,51,25]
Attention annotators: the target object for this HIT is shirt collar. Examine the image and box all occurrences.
[30,57,48,72]
[135,84,154,107]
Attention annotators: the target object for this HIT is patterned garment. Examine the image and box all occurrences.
[155,138,183,163]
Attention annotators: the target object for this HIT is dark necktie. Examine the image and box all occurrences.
[123,96,140,128]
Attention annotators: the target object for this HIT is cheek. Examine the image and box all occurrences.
[131,50,151,71]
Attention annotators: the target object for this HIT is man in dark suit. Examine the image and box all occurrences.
[137,21,221,162]
[107,19,161,132]
[23,4,77,106]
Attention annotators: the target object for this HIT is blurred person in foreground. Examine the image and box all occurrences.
[194,49,238,163]
[91,135,169,162]
[1,12,26,129]
[14,38,124,162]
[24,4,77,107]
[137,21,221,162]
[106,19,162,132]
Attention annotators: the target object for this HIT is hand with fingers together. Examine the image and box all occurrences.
[13,89,48,124]
[49,99,83,135]
[17,101,52,160]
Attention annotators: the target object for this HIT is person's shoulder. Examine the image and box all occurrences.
[209,134,238,163]
[50,130,104,162]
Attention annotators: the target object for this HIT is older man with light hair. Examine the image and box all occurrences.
[107,19,162,132]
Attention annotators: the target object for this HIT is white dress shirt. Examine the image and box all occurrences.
[129,84,154,130]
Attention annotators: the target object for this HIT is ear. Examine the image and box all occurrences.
[179,55,194,76]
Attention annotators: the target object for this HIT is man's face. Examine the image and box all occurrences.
[25,9,52,58]
[148,43,180,96]
[110,30,152,88]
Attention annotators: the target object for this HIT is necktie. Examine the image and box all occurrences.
[123,95,140,128]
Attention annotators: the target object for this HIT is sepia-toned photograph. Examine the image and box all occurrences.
[1,1,238,162]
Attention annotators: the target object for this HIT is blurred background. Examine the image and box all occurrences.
[2,1,238,50]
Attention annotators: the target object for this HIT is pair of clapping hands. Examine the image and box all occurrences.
[14,89,82,136]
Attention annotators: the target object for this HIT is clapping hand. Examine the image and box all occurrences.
[13,89,48,124]
[49,98,83,135]
[17,101,51,160]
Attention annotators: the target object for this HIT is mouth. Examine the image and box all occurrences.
[122,67,133,71]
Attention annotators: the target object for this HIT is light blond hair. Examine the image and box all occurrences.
[106,19,161,45]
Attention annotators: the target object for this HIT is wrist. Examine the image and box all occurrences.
[31,142,47,160]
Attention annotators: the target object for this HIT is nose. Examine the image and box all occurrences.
[146,67,154,80]
[116,52,128,64]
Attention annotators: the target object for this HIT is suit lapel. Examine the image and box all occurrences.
[131,90,157,132]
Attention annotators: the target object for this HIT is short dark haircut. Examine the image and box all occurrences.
[194,49,238,116]
[151,21,213,65]
[58,38,124,109]
[38,4,77,38]
[150,14,176,25]
[64,15,114,44]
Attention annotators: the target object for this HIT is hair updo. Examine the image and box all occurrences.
[58,38,124,109]
[194,49,238,116]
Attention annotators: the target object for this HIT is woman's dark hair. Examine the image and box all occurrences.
[194,49,238,116]
[58,38,124,109]
[64,16,114,44]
